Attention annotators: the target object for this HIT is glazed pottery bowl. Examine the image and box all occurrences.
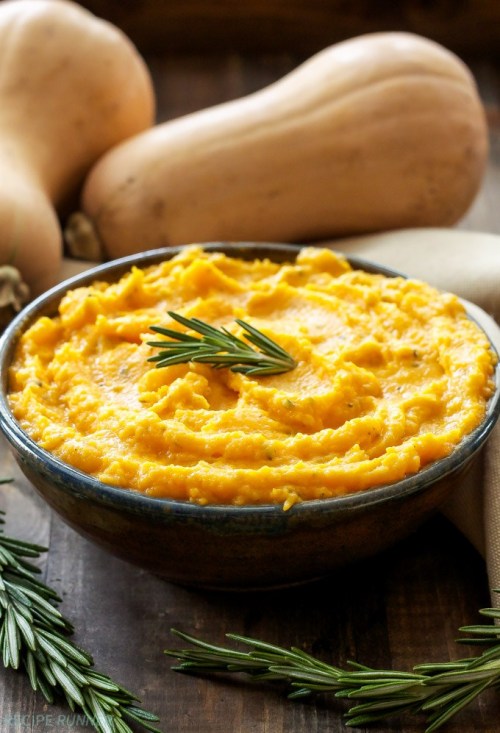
[1,242,499,591]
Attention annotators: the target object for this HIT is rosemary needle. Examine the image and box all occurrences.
[0,505,162,733]
[166,591,500,732]
[147,311,297,376]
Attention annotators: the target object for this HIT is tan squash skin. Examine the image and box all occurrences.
[81,32,488,259]
[0,0,155,295]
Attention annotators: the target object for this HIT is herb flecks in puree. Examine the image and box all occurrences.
[8,246,496,507]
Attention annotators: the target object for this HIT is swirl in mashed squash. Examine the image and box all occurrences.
[8,246,497,508]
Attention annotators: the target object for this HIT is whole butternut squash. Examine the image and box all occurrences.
[0,0,154,300]
[80,32,488,259]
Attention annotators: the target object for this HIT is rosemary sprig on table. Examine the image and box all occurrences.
[147,311,297,376]
[166,592,500,732]
[0,507,161,733]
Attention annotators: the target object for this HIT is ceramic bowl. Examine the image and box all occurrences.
[1,242,499,590]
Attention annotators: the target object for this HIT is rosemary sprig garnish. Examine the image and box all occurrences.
[166,591,500,732]
[147,311,296,376]
[0,506,161,733]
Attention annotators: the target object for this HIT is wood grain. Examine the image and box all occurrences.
[1,443,498,732]
[1,51,500,733]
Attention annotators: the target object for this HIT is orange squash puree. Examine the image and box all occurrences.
[8,246,497,507]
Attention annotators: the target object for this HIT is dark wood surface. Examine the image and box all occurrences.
[2,51,500,733]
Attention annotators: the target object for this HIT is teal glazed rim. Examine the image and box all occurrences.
[0,241,499,534]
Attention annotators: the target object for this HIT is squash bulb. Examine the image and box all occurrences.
[0,0,155,297]
[81,32,488,257]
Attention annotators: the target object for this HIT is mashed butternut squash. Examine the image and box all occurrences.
[8,246,497,507]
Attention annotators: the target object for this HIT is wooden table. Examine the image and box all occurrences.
[1,52,500,733]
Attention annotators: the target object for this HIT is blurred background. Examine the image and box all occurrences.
[78,0,500,57]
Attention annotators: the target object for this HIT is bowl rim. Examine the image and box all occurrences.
[1,240,499,519]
